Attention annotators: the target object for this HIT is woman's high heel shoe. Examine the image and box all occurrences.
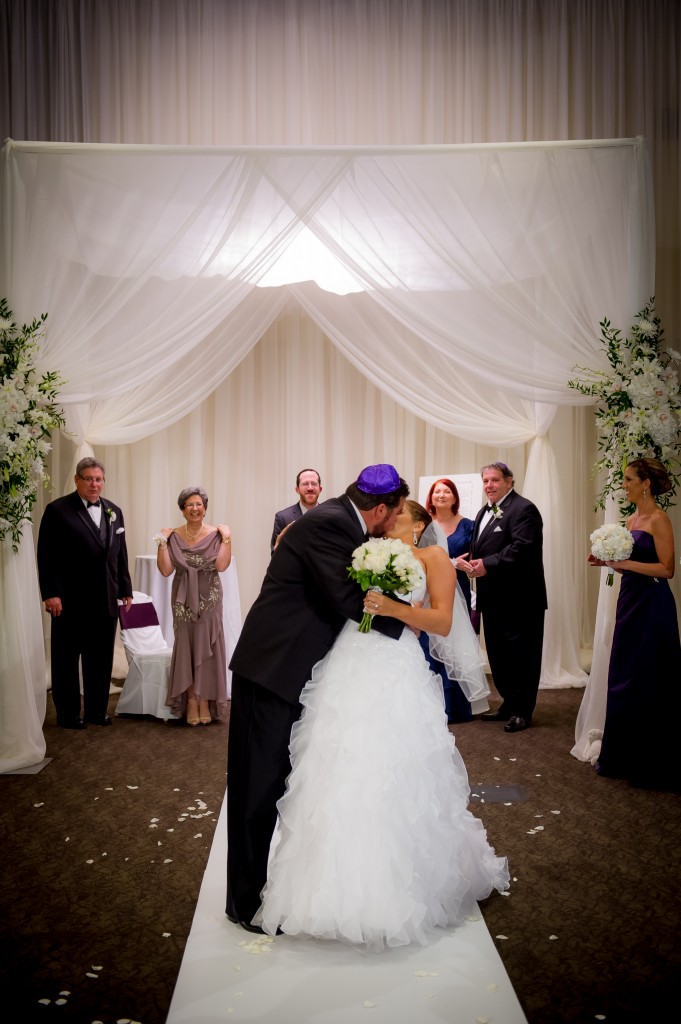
[199,700,211,725]
[186,698,200,726]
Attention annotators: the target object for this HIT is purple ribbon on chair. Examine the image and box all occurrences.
[119,602,160,630]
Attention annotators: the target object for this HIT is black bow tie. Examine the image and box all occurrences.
[87,500,101,508]
[487,503,498,512]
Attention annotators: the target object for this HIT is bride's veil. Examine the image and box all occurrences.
[417,520,490,708]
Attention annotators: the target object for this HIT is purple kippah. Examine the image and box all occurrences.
[356,464,400,494]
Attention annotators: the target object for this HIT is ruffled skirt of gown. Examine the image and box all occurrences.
[255,620,509,951]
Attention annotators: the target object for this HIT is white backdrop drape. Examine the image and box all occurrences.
[0,0,678,771]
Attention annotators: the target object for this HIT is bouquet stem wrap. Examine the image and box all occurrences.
[358,585,381,633]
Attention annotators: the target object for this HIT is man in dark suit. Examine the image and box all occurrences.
[462,462,546,733]
[37,457,133,729]
[227,464,409,932]
[270,468,322,551]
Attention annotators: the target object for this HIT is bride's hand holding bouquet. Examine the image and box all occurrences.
[348,537,423,632]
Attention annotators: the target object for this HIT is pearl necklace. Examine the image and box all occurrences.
[184,522,204,542]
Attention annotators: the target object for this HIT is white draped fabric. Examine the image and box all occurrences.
[1,0,678,771]
[571,497,621,763]
[3,139,652,412]
[0,524,47,772]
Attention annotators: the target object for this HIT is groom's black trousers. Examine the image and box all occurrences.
[226,674,303,924]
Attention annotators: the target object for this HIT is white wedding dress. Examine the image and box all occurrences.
[255,574,509,951]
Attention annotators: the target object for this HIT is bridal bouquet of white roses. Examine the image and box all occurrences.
[590,523,634,586]
[347,537,423,632]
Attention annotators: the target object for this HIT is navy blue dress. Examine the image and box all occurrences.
[447,518,474,614]
[597,531,681,790]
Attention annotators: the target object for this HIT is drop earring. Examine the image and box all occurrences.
[412,530,419,546]
[643,489,647,499]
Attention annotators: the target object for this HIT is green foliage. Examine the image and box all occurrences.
[0,299,65,551]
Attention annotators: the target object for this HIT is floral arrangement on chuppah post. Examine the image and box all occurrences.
[568,297,681,514]
[0,299,65,552]
[348,538,422,632]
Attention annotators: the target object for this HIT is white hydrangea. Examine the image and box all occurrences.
[0,301,64,551]
[590,523,634,561]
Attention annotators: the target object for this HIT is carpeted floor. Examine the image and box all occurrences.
[1,682,680,1024]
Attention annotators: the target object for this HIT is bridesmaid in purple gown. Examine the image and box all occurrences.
[156,486,232,726]
[589,458,681,790]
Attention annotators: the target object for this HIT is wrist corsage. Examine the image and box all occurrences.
[153,532,168,548]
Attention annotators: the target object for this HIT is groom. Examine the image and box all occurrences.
[226,464,409,932]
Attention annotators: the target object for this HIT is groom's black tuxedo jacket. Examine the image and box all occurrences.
[469,489,547,613]
[230,494,404,706]
[37,490,133,618]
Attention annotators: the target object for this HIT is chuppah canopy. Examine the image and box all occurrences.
[2,137,653,440]
[0,136,654,706]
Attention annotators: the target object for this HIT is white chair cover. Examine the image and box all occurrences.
[116,591,176,721]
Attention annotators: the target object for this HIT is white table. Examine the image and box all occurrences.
[134,554,242,697]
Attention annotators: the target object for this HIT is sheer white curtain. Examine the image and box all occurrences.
[0,523,47,772]
[1,0,678,771]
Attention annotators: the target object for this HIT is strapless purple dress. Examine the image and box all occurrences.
[597,530,681,790]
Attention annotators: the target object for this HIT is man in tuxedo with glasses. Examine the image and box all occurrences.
[461,462,547,733]
[37,457,133,729]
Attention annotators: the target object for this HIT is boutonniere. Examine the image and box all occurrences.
[105,508,116,523]
[490,504,503,520]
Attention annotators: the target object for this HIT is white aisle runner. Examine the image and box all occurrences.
[167,795,528,1024]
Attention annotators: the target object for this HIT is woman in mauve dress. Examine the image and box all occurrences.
[156,486,232,726]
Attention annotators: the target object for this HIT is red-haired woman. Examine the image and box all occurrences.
[425,478,475,616]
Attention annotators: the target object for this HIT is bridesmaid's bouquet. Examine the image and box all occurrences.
[348,538,423,632]
[590,523,634,586]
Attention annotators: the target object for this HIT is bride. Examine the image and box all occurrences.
[255,500,509,951]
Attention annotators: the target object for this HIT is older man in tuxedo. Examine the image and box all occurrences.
[227,464,409,933]
[37,457,133,729]
[462,462,547,733]
[270,468,322,551]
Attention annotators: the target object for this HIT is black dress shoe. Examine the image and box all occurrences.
[226,913,266,935]
[227,912,282,936]
[85,715,112,726]
[480,709,510,722]
[57,718,86,730]
[504,715,531,733]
